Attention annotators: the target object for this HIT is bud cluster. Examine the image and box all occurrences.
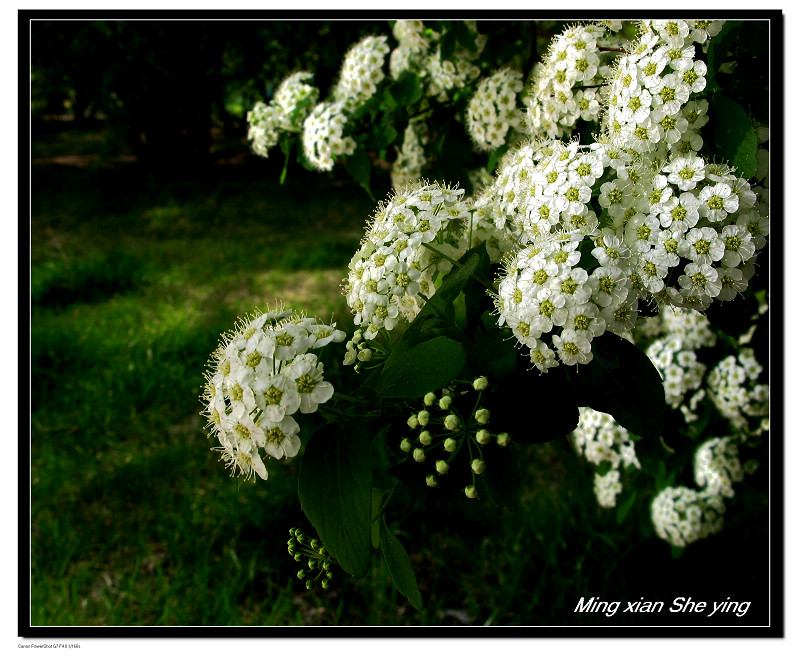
[398,377,512,499]
[287,527,335,590]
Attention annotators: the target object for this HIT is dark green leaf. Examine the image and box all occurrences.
[464,327,517,380]
[298,422,373,577]
[385,249,483,369]
[615,489,637,525]
[440,28,456,61]
[487,144,509,174]
[345,147,374,200]
[670,545,685,559]
[595,460,613,477]
[371,488,391,549]
[566,332,666,439]
[380,521,423,610]
[453,21,477,53]
[706,21,743,90]
[377,336,466,398]
[366,122,398,150]
[710,95,758,179]
[389,73,423,107]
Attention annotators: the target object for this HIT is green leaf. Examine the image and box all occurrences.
[453,21,477,53]
[371,488,390,549]
[298,422,373,577]
[380,520,423,610]
[365,122,398,150]
[464,328,517,380]
[440,27,456,61]
[670,545,686,560]
[615,489,637,525]
[345,147,374,200]
[389,73,423,107]
[710,95,758,179]
[385,249,482,368]
[705,21,743,90]
[487,144,509,174]
[566,332,666,440]
[377,336,467,398]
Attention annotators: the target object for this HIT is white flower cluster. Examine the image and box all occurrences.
[489,140,631,369]
[525,22,628,140]
[202,307,345,480]
[426,22,487,102]
[601,20,722,158]
[391,120,428,191]
[399,379,510,499]
[466,68,525,152]
[652,431,750,548]
[646,337,707,409]
[491,26,768,369]
[301,35,390,171]
[301,100,356,171]
[706,349,769,436]
[694,436,744,498]
[570,407,640,507]
[651,486,725,547]
[658,305,717,350]
[594,470,623,508]
[333,35,391,112]
[344,181,471,339]
[247,71,319,158]
[390,20,436,79]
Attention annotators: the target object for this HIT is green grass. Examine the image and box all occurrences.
[30,129,770,627]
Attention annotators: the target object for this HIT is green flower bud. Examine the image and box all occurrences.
[443,438,458,453]
[424,392,437,406]
[464,485,478,499]
[413,448,426,463]
[473,376,489,391]
[407,415,419,429]
[476,429,491,445]
[439,395,453,410]
[471,459,486,474]
[310,539,320,550]
[435,459,450,474]
[308,559,317,570]
[475,408,491,425]
[426,474,438,488]
[293,553,302,562]
[297,569,306,579]
[400,438,412,452]
[321,578,330,590]
[305,580,314,590]
[352,330,363,344]
[419,430,433,446]
[444,414,460,431]
[357,348,373,362]
[497,432,511,447]
[417,410,430,427]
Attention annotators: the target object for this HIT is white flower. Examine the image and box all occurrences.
[201,307,339,480]
[666,155,705,190]
[290,353,334,413]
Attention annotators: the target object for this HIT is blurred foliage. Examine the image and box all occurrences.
[31,21,389,165]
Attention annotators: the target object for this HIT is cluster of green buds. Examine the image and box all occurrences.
[287,527,335,590]
[343,328,390,373]
[399,376,511,499]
